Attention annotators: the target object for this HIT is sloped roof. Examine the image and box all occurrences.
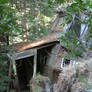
[12,31,63,52]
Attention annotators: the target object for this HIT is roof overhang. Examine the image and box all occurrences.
[9,32,63,60]
[12,41,59,60]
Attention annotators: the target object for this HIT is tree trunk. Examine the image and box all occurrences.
[21,18,28,42]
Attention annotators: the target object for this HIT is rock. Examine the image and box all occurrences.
[29,75,51,92]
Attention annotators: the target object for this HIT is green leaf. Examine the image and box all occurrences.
[0,0,10,4]
[55,0,65,4]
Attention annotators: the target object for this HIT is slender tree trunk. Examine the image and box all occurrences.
[10,0,14,6]
[49,15,60,33]
[21,1,28,42]
[21,18,28,42]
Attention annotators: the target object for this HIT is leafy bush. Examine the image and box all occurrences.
[0,53,9,92]
[58,0,92,58]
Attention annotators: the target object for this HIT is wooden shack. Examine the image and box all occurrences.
[9,32,64,91]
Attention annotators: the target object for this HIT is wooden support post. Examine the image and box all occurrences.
[7,60,12,92]
[7,54,20,92]
[33,49,37,78]
[12,55,20,92]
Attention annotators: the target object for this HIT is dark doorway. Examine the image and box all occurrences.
[16,56,34,91]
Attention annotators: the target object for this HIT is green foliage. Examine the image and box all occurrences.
[59,0,92,58]
[0,0,18,91]
[0,3,19,34]
[55,0,65,4]
[0,53,9,92]
[59,30,86,58]
[0,0,10,4]
[20,0,56,41]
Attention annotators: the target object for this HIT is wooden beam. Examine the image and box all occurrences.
[13,41,59,60]
[13,49,35,60]
[7,54,20,92]
[33,49,37,78]
[7,60,12,92]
